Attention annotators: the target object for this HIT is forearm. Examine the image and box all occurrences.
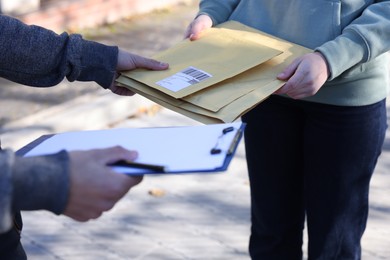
[316,2,390,79]
[0,149,70,233]
[0,150,13,233]
[12,151,70,213]
[0,15,118,88]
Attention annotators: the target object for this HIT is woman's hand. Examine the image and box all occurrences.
[184,14,213,41]
[275,52,330,99]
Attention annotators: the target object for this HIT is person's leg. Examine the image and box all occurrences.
[303,99,387,259]
[242,95,306,260]
[0,212,27,260]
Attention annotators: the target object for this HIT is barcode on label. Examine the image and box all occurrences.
[181,67,212,83]
[155,66,213,92]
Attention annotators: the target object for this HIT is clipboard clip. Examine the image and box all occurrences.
[210,126,242,155]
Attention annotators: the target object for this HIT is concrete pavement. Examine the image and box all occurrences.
[6,97,390,260]
[1,1,390,259]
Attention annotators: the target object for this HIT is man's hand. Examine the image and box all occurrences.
[275,52,330,99]
[108,49,169,95]
[63,146,143,221]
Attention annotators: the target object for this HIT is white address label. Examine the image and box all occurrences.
[156,66,212,92]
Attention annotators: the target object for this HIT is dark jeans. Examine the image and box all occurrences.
[242,95,387,260]
[0,212,27,259]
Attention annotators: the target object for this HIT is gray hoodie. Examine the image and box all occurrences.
[0,14,118,232]
[199,0,390,106]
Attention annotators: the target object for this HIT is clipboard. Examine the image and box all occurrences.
[16,122,245,175]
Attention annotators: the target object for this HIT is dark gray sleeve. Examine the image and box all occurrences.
[12,151,70,214]
[0,150,70,233]
[0,150,13,232]
[0,14,118,88]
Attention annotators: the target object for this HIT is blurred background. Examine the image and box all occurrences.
[0,1,389,259]
[0,0,198,128]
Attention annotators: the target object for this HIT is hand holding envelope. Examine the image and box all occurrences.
[117,21,311,124]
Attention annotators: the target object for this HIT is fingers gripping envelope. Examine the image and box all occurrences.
[117,21,311,124]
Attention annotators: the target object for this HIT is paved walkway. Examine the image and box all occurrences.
[12,105,390,260]
[1,2,390,259]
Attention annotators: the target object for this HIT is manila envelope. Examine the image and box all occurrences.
[117,76,283,124]
[120,21,283,99]
[117,21,311,124]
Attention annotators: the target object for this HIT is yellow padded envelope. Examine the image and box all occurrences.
[121,22,283,99]
[117,21,311,124]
